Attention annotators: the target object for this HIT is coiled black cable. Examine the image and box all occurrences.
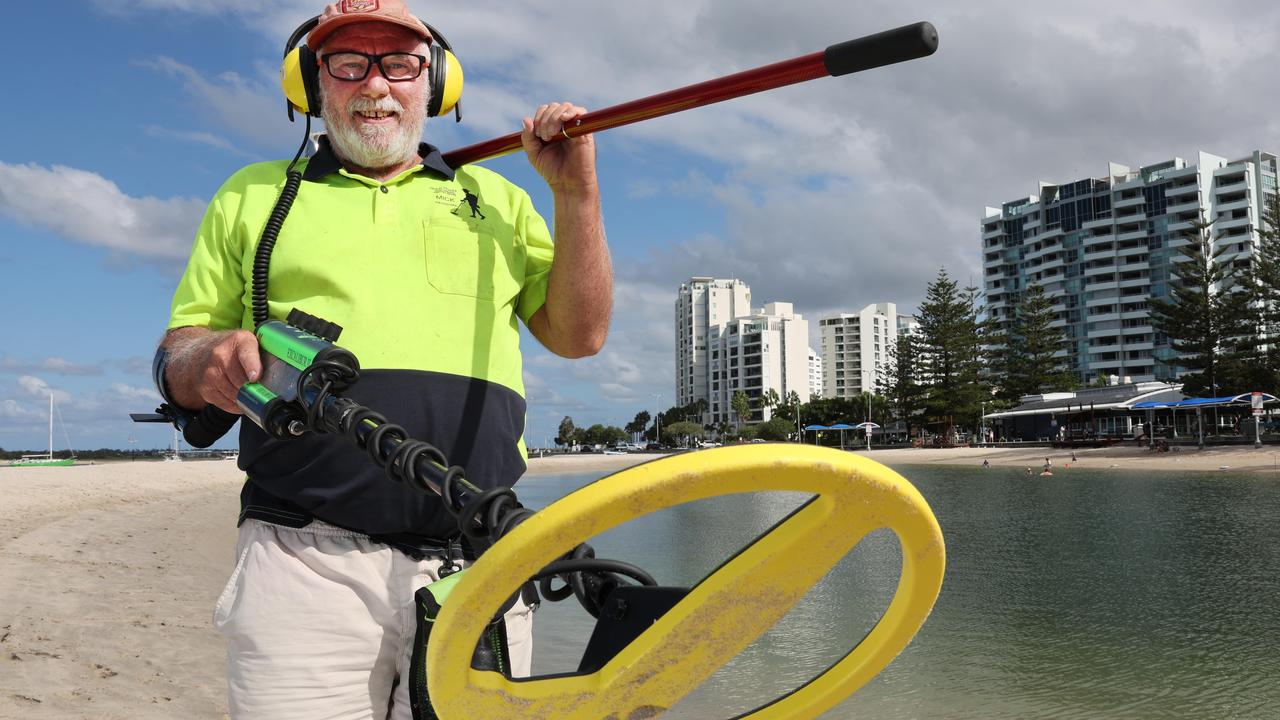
[295,376,655,617]
[251,115,312,328]
[168,119,315,450]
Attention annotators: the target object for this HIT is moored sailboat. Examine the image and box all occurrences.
[9,394,75,467]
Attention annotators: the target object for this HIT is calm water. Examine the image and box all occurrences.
[512,462,1280,719]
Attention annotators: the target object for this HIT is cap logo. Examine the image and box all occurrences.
[340,0,379,13]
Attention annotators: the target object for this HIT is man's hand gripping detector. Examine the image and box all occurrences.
[235,310,359,440]
[135,310,359,447]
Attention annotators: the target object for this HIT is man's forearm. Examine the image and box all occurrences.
[541,186,612,357]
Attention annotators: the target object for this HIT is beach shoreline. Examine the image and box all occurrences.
[524,442,1280,475]
[3,444,1276,718]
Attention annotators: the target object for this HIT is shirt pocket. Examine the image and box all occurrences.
[423,215,523,303]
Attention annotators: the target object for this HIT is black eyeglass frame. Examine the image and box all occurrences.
[320,52,429,82]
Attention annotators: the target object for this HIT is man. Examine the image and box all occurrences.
[156,1,610,717]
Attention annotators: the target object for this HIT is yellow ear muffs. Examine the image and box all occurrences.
[427,46,464,118]
[281,44,322,119]
[422,22,464,121]
[281,16,321,121]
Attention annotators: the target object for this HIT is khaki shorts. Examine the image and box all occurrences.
[214,519,534,720]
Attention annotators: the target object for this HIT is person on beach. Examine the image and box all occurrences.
[152,1,610,715]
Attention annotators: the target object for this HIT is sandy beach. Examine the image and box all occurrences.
[2,444,1276,718]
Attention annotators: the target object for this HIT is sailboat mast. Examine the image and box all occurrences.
[48,394,54,459]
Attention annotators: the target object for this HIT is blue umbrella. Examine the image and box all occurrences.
[828,423,854,449]
[802,424,828,446]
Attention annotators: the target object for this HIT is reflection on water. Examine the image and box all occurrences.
[514,464,1280,719]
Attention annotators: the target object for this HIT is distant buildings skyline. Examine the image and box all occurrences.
[673,148,1280,423]
[674,278,914,425]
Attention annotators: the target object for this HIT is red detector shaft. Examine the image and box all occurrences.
[442,21,938,167]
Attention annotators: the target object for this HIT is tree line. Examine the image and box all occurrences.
[1146,195,1280,396]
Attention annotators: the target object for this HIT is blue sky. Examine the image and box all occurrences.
[4,0,1280,451]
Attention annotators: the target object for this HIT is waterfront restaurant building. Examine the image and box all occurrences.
[984,381,1185,442]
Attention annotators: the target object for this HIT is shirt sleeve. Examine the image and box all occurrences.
[167,184,247,332]
[515,190,555,325]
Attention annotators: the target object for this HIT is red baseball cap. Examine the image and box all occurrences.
[308,0,432,49]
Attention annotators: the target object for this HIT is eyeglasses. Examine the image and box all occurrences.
[321,52,428,82]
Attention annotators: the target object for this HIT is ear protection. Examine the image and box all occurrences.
[281,15,464,122]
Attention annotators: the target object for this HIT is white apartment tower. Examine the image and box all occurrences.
[675,277,751,408]
[707,302,811,425]
[818,303,899,399]
[897,314,921,338]
[982,151,1277,384]
[808,348,824,400]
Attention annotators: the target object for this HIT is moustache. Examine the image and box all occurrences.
[348,97,406,115]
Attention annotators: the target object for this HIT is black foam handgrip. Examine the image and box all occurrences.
[184,405,240,448]
[824,21,938,77]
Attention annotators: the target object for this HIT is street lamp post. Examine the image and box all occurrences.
[980,401,986,447]
[863,369,874,449]
[796,399,803,443]
[652,393,662,446]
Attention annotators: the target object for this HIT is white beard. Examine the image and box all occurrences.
[320,88,427,171]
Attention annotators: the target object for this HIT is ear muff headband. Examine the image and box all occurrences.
[281,16,463,121]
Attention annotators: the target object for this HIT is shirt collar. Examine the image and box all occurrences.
[302,135,456,182]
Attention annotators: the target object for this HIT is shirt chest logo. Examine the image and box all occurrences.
[452,188,487,220]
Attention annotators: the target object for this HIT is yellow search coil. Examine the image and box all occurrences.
[428,443,945,719]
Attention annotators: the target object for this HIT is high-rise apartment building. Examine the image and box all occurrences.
[808,348,824,400]
[817,303,899,399]
[897,314,921,338]
[982,151,1277,384]
[674,277,751,408]
[707,302,810,424]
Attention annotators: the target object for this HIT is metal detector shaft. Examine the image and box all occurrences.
[442,21,937,167]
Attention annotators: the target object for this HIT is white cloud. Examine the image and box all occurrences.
[16,376,71,405]
[521,369,571,406]
[0,162,205,261]
[0,377,163,446]
[1,357,104,377]
[0,399,38,422]
[518,279,676,438]
[106,383,163,402]
[143,57,301,152]
[144,125,260,159]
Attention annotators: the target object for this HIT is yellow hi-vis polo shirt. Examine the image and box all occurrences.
[167,138,554,542]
